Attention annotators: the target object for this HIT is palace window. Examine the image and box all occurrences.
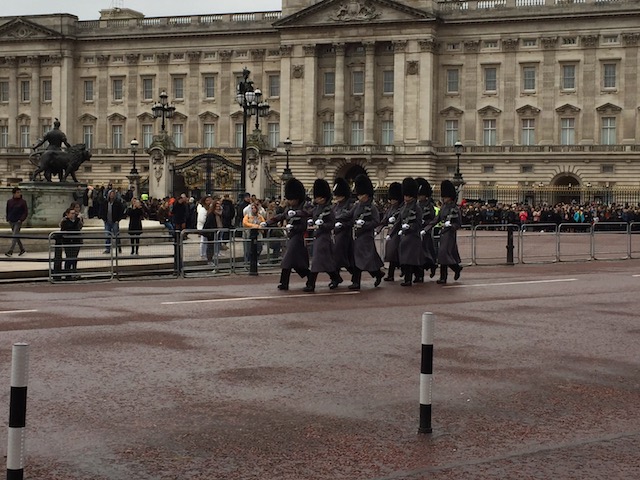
[483,119,497,146]
[603,63,617,90]
[382,71,394,94]
[112,125,123,149]
[324,72,335,95]
[173,77,185,100]
[20,80,30,102]
[447,69,459,94]
[351,121,364,145]
[381,120,394,146]
[269,74,280,97]
[83,125,93,149]
[0,125,8,147]
[20,125,30,148]
[0,81,8,102]
[560,118,575,145]
[352,71,364,95]
[322,121,334,146]
[142,124,153,148]
[204,76,215,99]
[112,79,124,101]
[268,123,280,149]
[561,64,576,91]
[601,117,616,145]
[521,119,536,145]
[445,120,459,146]
[203,124,215,148]
[84,80,94,102]
[172,123,184,148]
[483,67,497,93]
[522,66,536,92]
[142,78,154,101]
[41,79,52,102]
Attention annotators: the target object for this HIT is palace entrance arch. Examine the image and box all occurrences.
[172,153,242,199]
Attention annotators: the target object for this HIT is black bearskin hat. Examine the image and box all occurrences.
[441,180,457,200]
[416,177,432,197]
[313,179,332,200]
[354,174,374,197]
[332,177,351,198]
[285,177,306,203]
[402,177,418,198]
[388,182,403,202]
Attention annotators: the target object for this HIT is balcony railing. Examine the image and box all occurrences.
[437,0,623,11]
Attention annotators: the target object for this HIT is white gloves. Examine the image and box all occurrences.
[401,223,410,230]
[444,220,452,228]
[285,224,294,231]
[307,218,314,226]
[334,222,343,229]
[260,222,268,228]
[385,235,391,241]
[398,230,403,236]
[287,209,296,218]
[315,219,323,226]
[355,219,365,227]
[420,230,427,236]
[388,216,396,224]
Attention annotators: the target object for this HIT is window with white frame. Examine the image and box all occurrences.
[112,125,123,148]
[112,78,123,101]
[142,124,153,148]
[560,118,575,145]
[0,125,8,147]
[522,66,536,91]
[381,120,393,145]
[521,119,535,145]
[601,117,616,145]
[351,121,364,145]
[322,121,334,146]
[20,80,30,102]
[173,77,184,100]
[562,64,576,90]
[267,122,280,149]
[42,79,52,102]
[269,74,280,97]
[483,119,497,146]
[83,125,93,149]
[484,67,497,92]
[382,71,394,94]
[445,120,459,146]
[603,63,617,89]
[41,123,51,137]
[235,123,243,147]
[352,71,364,95]
[84,80,94,102]
[447,69,459,94]
[142,78,153,100]
[203,123,215,148]
[324,72,335,95]
[0,81,8,102]
[172,123,184,148]
[20,125,30,147]
[204,76,215,99]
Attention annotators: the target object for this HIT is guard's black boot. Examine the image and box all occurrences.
[348,270,361,290]
[277,269,291,290]
[453,264,463,281]
[429,264,437,278]
[436,265,448,284]
[384,263,396,282]
[328,271,343,290]
[400,269,413,287]
[414,266,424,283]
[303,272,317,292]
[374,270,384,287]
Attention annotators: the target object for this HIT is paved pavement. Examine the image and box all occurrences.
[0,260,639,479]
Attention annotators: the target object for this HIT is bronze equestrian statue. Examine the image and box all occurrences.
[30,119,92,182]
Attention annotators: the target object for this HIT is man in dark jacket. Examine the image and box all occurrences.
[5,187,28,256]
[99,189,125,254]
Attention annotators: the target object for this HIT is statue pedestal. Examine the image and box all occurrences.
[19,182,85,227]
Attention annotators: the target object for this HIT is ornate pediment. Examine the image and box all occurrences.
[555,103,581,115]
[274,0,433,29]
[596,103,622,114]
[107,113,126,122]
[137,112,155,122]
[478,105,502,117]
[0,18,64,42]
[78,114,97,123]
[440,106,464,117]
[199,111,219,121]
[516,104,541,116]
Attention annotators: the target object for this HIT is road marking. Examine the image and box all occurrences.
[444,278,577,289]
[0,309,39,315]
[632,274,640,277]
[162,290,361,305]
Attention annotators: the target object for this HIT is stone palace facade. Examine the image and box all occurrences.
[0,0,639,202]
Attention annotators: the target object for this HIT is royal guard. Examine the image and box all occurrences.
[304,179,343,292]
[331,177,355,283]
[423,180,463,284]
[263,177,311,290]
[416,177,438,281]
[388,177,424,286]
[348,174,385,290]
[380,182,403,282]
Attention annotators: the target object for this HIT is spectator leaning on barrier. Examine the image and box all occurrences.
[5,187,28,257]
[99,189,125,254]
[59,207,83,280]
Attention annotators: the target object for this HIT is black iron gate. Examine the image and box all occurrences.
[172,153,242,200]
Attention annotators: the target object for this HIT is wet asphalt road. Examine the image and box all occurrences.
[0,261,639,479]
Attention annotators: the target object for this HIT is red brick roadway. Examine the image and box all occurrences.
[0,260,639,479]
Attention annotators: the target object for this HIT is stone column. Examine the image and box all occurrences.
[126,53,140,142]
[364,41,375,145]
[303,44,318,145]
[218,49,233,147]
[418,39,438,144]
[463,40,480,146]
[392,41,406,147]
[540,37,558,144]
[502,38,519,144]
[622,33,640,142]
[187,51,201,146]
[6,57,18,145]
[581,35,599,143]
[334,43,346,145]
[96,55,110,148]
[29,56,41,142]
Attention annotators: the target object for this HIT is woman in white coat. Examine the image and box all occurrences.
[197,196,212,259]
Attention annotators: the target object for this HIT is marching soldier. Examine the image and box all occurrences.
[348,174,385,290]
[263,177,311,290]
[304,179,342,292]
[416,177,438,281]
[380,182,403,282]
[331,177,355,285]
[423,180,463,284]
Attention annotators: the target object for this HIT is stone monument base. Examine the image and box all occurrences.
[19,181,85,227]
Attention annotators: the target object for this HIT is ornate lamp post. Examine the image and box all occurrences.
[152,90,175,133]
[236,67,270,194]
[453,141,464,186]
[127,138,141,196]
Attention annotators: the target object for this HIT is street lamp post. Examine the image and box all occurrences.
[453,141,464,186]
[236,67,270,195]
[127,138,141,196]
[281,138,293,198]
[152,90,176,133]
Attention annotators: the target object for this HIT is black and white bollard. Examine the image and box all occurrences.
[418,313,434,434]
[7,342,29,480]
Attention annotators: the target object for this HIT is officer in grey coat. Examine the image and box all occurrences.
[264,177,311,290]
[380,182,403,282]
[304,179,343,292]
[416,177,438,282]
[348,174,385,290]
[423,180,463,284]
[331,177,355,281]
